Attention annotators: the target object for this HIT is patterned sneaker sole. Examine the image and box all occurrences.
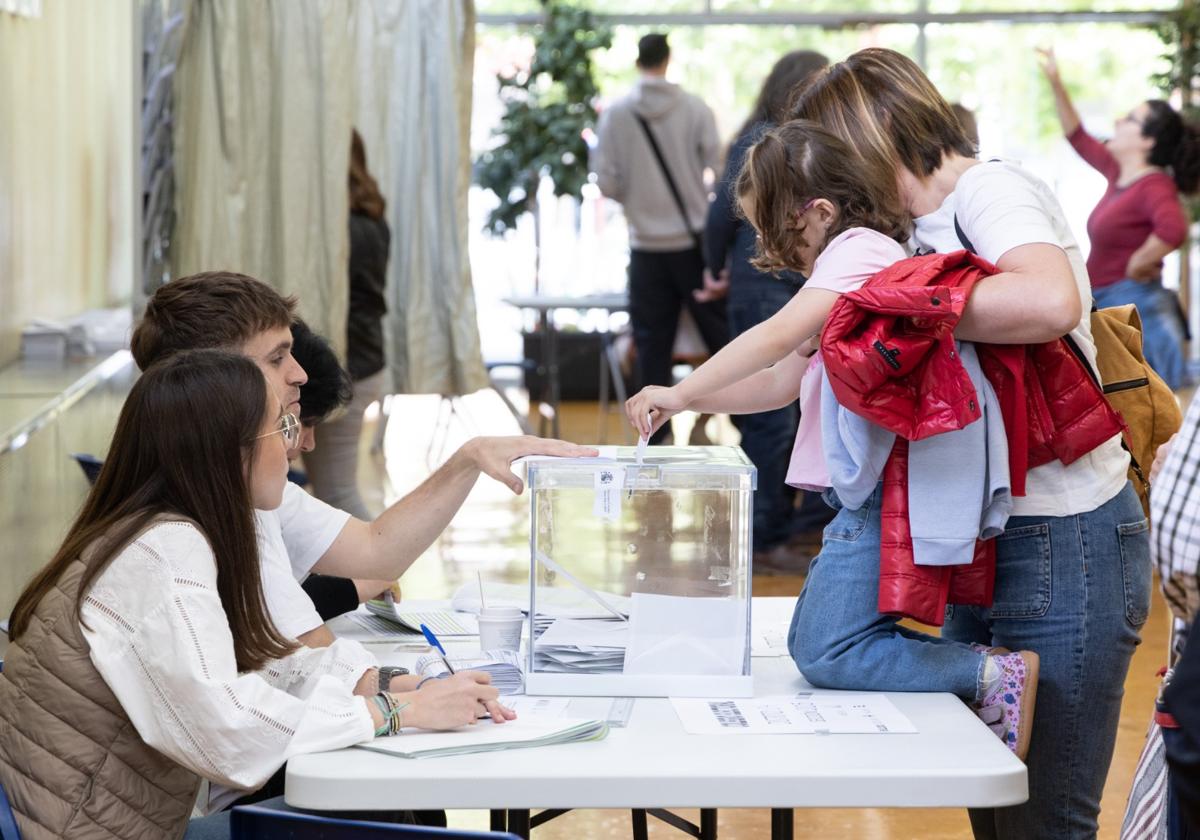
[1013,650,1040,761]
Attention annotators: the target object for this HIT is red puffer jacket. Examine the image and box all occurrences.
[822,250,1126,625]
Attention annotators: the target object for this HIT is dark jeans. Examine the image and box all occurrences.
[727,278,800,550]
[628,246,729,444]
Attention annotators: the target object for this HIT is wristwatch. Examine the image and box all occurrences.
[378,665,410,690]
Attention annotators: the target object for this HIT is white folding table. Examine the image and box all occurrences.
[289,598,1027,839]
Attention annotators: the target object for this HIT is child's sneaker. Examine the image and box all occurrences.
[968,642,1010,656]
[974,650,1039,760]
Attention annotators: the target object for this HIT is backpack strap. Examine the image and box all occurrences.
[633,113,704,252]
[953,214,977,255]
[952,215,1146,486]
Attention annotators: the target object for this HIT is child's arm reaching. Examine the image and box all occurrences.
[626,286,838,439]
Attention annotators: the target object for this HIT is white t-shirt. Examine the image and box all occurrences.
[910,159,1129,517]
[255,481,353,638]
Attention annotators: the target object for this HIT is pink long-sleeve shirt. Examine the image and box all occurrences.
[1068,125,1187,288]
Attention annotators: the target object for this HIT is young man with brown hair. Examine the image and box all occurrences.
[132,271,594,649]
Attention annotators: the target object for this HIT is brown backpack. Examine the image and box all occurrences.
[1071,304,1182,517]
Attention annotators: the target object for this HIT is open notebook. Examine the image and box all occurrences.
[361,596,480,637]
[354,715,608,760]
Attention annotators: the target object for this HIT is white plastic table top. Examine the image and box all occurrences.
[286,597,1027,812]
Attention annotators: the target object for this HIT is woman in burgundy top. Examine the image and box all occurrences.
[1039,47,1200,388]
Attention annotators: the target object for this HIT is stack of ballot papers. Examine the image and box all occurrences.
[415,649,525,695]
[532,617,628,674]
[354,715,609,759]
[452,580,632,620]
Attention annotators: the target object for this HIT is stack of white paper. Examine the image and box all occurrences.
[355,715,609,759]
[415,649,525,695]
[533,617,629,674]
[451,580,632,619]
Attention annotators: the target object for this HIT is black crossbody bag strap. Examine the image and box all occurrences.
[952,212,1144,480]
[634,113,703,252]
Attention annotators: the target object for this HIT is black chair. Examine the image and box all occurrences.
[231,804,520,840]
[0,779,21,840]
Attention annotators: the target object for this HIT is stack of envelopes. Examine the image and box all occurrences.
[532,617,629,674]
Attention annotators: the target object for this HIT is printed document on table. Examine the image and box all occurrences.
[670,693,917,735]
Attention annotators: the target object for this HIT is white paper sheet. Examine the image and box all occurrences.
[502,696,573,718]
[670,693,917,735]
[751,628,790,657]
[623,592,747,676]
[535,618,630,650]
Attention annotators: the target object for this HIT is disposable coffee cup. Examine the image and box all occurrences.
[477,607,523,652]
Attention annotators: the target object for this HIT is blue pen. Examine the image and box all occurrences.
[420,624,456,675]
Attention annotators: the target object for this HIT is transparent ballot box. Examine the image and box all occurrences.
[524,445,756,697]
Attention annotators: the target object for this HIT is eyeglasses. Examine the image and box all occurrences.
[257,412,301,448]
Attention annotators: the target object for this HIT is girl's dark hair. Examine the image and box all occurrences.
[1143,100,1200,195]
[738,50,830,139]
[735,120,909,275]
[8,350,297,672]
[350,129,387,219]
[291,319,352,426]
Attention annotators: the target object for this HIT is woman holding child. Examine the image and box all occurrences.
[628,48,1149,840]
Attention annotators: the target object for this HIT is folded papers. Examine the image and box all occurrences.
[354,716,609,759]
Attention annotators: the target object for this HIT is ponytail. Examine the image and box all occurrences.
[1173,121,1200,195]
[1145,100,1200,195]
[735,131,805,274]
[734,120,909,276]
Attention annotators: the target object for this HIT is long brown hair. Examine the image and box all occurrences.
[790,48,975,184]
[737,50,829,139]
[350,129,386,219]
[735,120,909,275]
[9,350,297,672]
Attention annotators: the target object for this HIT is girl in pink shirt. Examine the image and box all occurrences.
[625,120,1039,758]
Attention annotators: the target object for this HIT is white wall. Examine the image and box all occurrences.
[0,1,136,367]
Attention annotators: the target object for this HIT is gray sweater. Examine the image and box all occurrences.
[821,342,1012,566]
[592,76,720,252]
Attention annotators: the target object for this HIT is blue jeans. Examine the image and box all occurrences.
[787,486,988,699]
[727,278,804,549]
[1094,278,1189,390]
[943,481,1151,840]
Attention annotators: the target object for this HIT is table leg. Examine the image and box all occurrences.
[700,808,718,840]
[490,809,507,832]
[771,808,794,840]
[540,310,560,439]
[631,809,649,840]
[597,332,611,443]
[508,809,531,839]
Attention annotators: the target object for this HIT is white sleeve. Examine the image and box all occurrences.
[277,481,352,578]
[257,511,324,638]
[592,107,625,201]
[955,165,1065,264]
[81,523,375,792]
[260,638,379,699]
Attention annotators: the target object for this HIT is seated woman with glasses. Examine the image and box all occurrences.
[0,350,513,840]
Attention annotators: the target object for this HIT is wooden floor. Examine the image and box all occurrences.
[360,389,1169,840]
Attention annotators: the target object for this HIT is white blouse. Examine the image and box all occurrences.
[79,520,377,795]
